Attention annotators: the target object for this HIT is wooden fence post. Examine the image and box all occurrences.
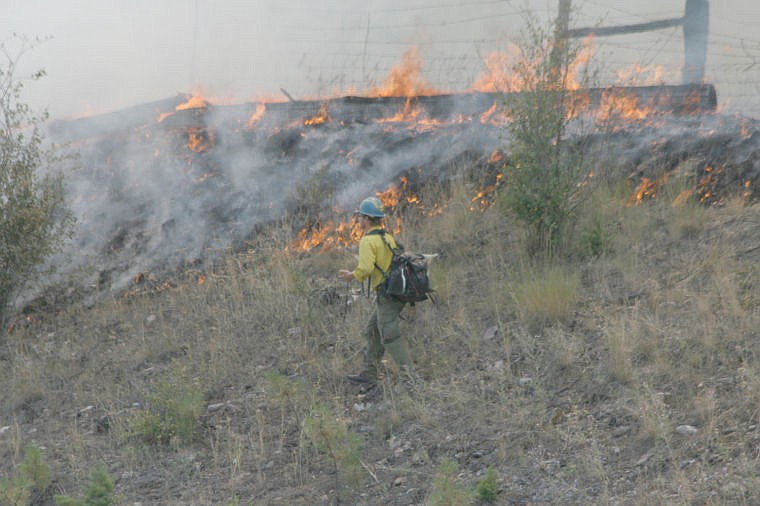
[683,0,709,83]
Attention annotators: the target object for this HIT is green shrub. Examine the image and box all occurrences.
[0,445,51,505]
[579,209,614,257]
[55,467,116,506]
[427,458,472,506]
[302,401,364,500]
[0,36,73,322]
[128,365,204,446]
[498,13,595,255]
[474,467,499,503]
[0,475,30,506]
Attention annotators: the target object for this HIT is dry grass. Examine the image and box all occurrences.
[2,177,760,505]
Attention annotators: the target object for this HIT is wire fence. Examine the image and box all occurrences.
[256,1,760,118]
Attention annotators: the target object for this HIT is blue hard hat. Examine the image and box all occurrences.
[357,197,385,217]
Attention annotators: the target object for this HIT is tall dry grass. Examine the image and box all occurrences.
[1,174,760,504]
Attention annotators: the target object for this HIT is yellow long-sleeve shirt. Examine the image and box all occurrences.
[352,226,399,290]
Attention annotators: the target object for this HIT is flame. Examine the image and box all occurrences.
[176,93,209,111]
[195,172,215,183]
[288,171,509,254]
[377,177,425,208]
[186,127,213,152]
[470,172,504,211]
[740,119,752,140]
[471,49,520,93]
[304,103,330,126]
[365,47,440,98]
[288,219,364,253]
[246,103,267,129]
[615,63,669,86]
[471,36,596,95]
[629,176,665,206]
[742,180,752,199]
[696,165,725,203]
[376,98,423,124]
[597,89,654,124]
[158,91,210,123]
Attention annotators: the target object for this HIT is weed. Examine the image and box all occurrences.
[427,458,472,506]
[55,467,116,506]
[579,209,614,257]
[0,445,51,505]
[127,365,204,446]
[302,401,364,501]
[265,371,311,444]
[510,262,580,332]
[474,466,499,503]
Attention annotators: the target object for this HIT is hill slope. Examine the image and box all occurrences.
[3,175,760,505]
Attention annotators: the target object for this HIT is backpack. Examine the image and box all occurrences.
[366,229,435,304]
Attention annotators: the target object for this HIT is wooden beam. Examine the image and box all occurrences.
[566,17,684,39]
[157,83,718,131]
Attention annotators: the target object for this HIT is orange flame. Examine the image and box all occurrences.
[246,103,267,129]
[366,47,440,98]
[471,48,520,93]
[177,93,209,111]
[376,98,423,124]
[628,172,677,206]
[288,219,365,253]
[304,103,330,126]
[186,127,213,153]
[597,89,655,124]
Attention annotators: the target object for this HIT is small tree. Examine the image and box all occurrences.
[499,10,594,255]
[0,36,72,324]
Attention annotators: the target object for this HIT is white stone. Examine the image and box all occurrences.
[676,424,698,436]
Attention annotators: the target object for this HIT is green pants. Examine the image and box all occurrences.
[361,293,411,380]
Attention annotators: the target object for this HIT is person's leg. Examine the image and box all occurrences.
[376,295,412,375]
[348,303,384,384]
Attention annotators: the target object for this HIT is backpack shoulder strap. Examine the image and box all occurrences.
[365,228,402,253]
[364,229,398,279]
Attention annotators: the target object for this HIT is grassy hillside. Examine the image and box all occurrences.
[2,173,760,505]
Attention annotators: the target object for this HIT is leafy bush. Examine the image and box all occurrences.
[128,365,204,446]
[0,445,51,505]
[474,466,499,503]
[498,13,594,255]
[426,458,472,506]
[55,467,116,506]
[579,209,614,257]
[0,36,73,323]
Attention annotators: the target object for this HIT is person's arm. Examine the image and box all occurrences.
[337,237,375,282]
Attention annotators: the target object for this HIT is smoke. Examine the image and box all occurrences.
[33,92,508,304]
[8,1,760,306]
[7,1,759,120]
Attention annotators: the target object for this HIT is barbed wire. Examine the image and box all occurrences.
[258,1,760,116]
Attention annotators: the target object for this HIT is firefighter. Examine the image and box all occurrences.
[338,197,415,389]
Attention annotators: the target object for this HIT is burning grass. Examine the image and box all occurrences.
[2,175,760,504]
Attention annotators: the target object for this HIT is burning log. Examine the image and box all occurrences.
[46,94,191,142]
[158,84,717,131]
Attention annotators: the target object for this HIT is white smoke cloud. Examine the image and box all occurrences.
[5,0,760,306]
[5,1,759,120]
